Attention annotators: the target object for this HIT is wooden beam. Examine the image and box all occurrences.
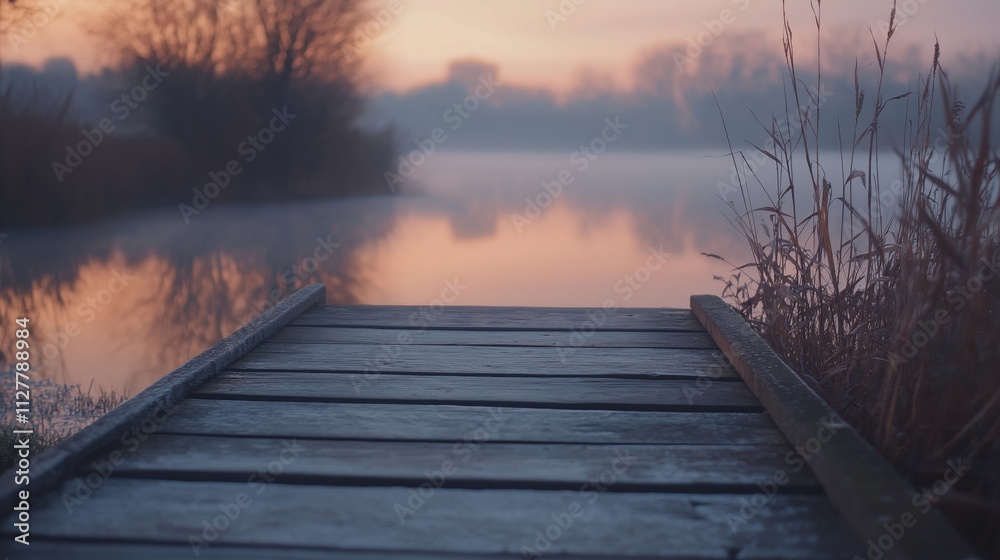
[269,326,718,349]
[92,436,819,493]
[17,479,862,557]
[157,400,789,446]
[196,372,761,412]
[14,542,525,560]
[232,344,738,380]
[690,295,982,560]
[292,305,705,331]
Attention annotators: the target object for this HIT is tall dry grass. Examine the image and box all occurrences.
[0,79,191,228]
[715,1,999,554]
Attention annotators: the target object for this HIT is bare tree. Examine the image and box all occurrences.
[99,0,365,86]
[98,0,222,85]
[252,0,364,97]
[90,0,390,200]
[1,0,36,38]
[1,0,41,70]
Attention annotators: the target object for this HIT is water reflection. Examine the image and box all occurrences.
[0,198,399,391]
[1,150,753,393]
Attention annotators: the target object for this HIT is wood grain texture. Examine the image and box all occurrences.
[291,305,705,331]
[7,301,898,559]
[5,542,405,560]
[95,436,819,492]
[156,400,788,445]
[195,372,760,412]
[17,542,588,560]
[269,326,718,348]
[12,479,863,558]
[232,343,738,380]
[0,284,326,514]
[691,295,982,560]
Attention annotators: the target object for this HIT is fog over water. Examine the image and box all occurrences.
[0,149,804,393]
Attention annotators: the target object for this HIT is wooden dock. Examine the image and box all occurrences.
[1,284,981,559]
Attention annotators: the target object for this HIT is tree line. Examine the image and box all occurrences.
[0,0,397,228]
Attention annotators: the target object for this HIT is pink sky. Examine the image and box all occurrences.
[6,0,999,93]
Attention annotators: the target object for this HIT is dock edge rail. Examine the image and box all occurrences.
[690,295,981,560]
[1,283,327,512]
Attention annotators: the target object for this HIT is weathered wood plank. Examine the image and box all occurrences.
[18,542,577,560]
[16,542,696,560]
[232,343,738,380]
[291,305,705,331]
[157,400,788,445]
[0,284,327,514]
[269,326,718,348]
[13,479,863,558]
[691,295,983,560]
[5,542,382,560]
[196,372,760,412]
[98,436,819,492]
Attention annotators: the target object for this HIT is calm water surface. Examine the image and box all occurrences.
[1,150,755,395]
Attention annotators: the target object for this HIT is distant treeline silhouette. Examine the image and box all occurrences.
[365,31,997,152]
[0,0,396,228]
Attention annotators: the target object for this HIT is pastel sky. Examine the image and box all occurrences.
[6,0,1000,93]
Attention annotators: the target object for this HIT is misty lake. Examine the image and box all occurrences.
[1,150,776,396]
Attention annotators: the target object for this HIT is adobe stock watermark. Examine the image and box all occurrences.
[520,448,634,559]
[864,127,962,223]
[878,0,928,36]
[222,0,404,56]
[852,458,971,560]
[384,74,500,191]
[349,277,467,393]
[37,269,136,368]
[244,235,341,322]
[715,82,835,203]
[511,116,629,232]
[887,253,1000,371]
[393,407,508,524]
[4,0,70,53]
[178,106,296,223]
[727,414,845,532]
[61,395,176,514]
[674,0,751,71]
[51,65,169,183]
[347,0,404,59]
[545,0,588,30]
[556,246,670,362]
[188,439,304,556]
[682,347,741,404]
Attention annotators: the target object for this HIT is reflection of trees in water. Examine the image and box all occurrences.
[0,197,398,385]
[0,224,122,373]
[403,152,750,260]
[150,199,397,369]
[0,153,754,386]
